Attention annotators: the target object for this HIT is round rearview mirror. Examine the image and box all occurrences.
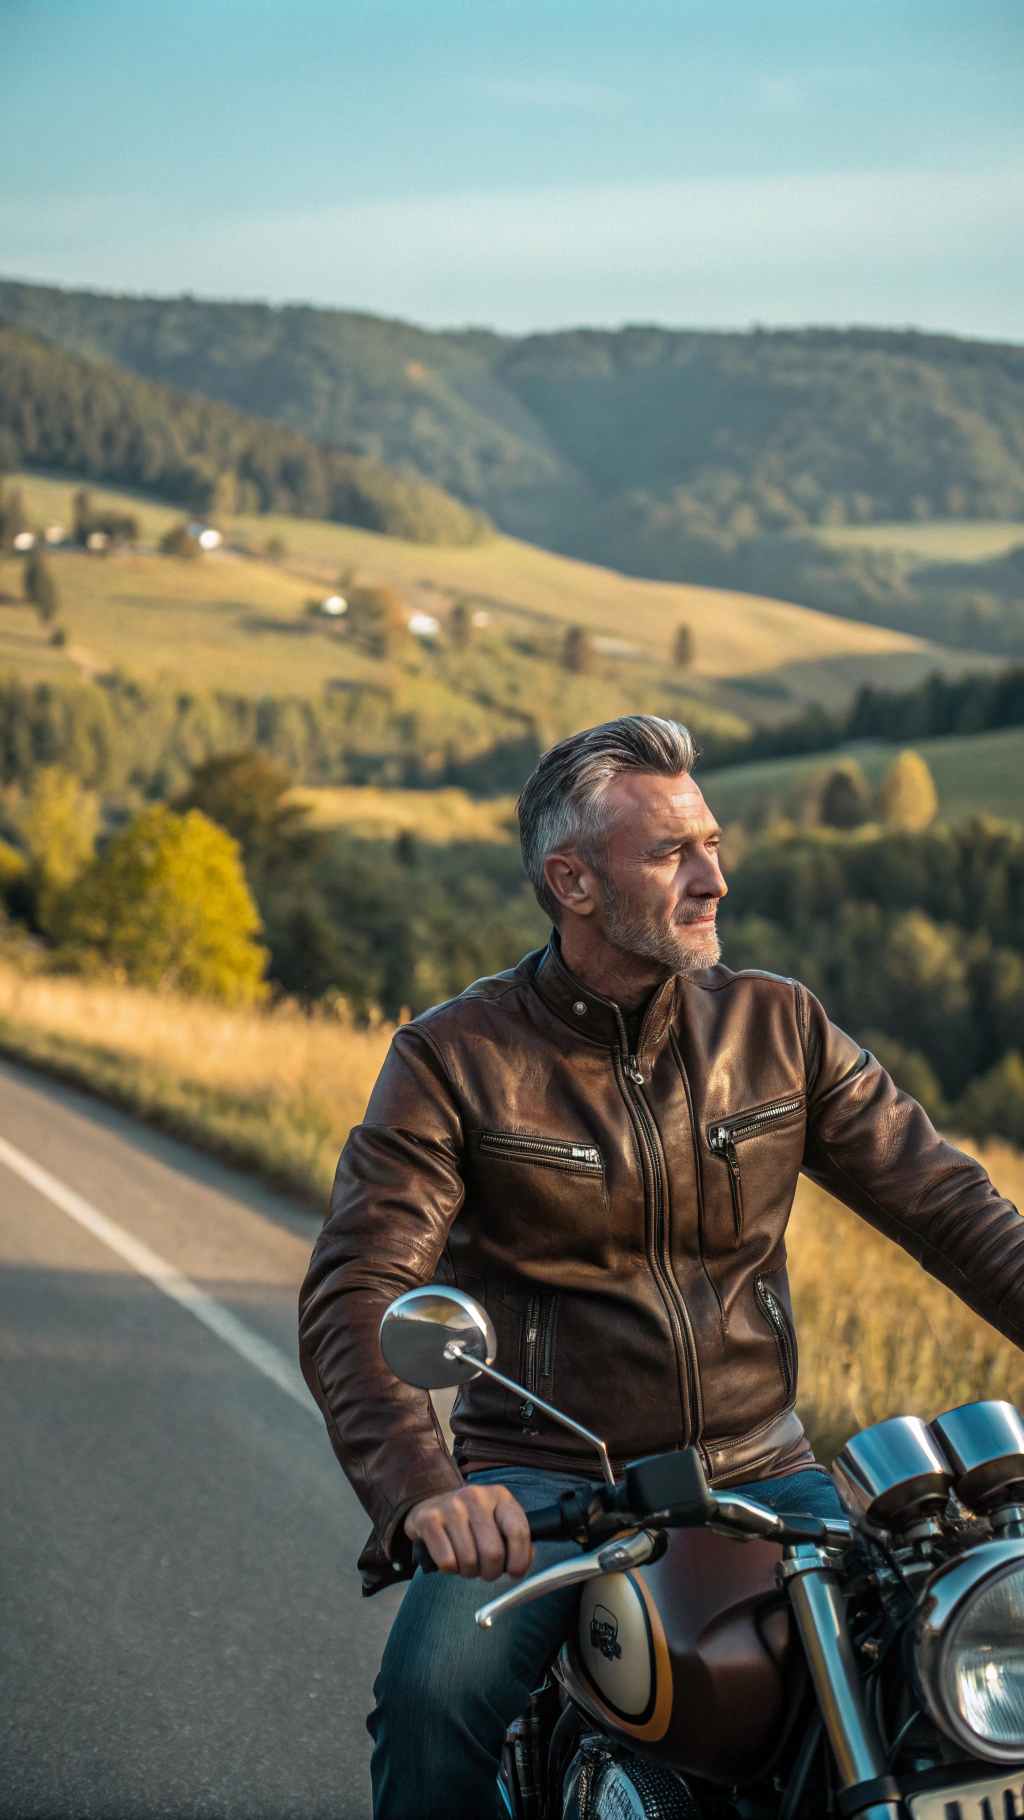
[379,1286,497,1390]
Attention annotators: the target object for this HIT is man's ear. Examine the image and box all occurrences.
[543,849,600,919]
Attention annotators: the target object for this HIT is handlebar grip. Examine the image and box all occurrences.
[411,1540,439,1574]
[527,1501,573,1541]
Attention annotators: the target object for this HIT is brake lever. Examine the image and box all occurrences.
[474,1529,664,1630]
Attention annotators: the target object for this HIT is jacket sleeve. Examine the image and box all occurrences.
[298,1021,467,1589]
[797,983,1024,1348]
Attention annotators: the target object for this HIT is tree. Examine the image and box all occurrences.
[160,520,200,558]
[673,623,694,667]
[58,805,268,1003]
[562,625,594,674]
[23,548,60,624]
[0,484,26,549]
[955,1050,1024,1148]
[13,766,99,930]
[819,760,871,829]
[876,749,939,831]
[345,585,409,659]
[172,749,318,877]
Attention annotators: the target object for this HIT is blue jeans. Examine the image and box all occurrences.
[368,1464,842,1819]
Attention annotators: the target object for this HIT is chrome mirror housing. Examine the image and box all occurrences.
[379,1286,497,1390]
[378,1284,616,1491]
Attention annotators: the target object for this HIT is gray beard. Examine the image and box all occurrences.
[600,889,722,978]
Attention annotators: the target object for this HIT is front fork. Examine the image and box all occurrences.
[779,1545,901,1820]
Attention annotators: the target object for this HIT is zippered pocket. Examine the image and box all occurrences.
[706,1095,805,1244]
[755,1275,797,1401]
[477,1132,603,1176]
[519,1293,557,1425]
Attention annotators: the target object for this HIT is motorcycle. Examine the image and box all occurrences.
[380,1285,1024,1820]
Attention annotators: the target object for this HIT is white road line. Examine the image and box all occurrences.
[0,1132,317,1416]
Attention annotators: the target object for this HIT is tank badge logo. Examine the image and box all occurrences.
[590,1605,622,1661]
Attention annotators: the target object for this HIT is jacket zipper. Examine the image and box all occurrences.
[615,1014,704,1461]
[519,1293,556,1423]
[478,1132,603,1175]
[707,1097,805,1244]
[755,1276,796,1400]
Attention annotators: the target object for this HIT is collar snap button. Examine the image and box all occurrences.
[573,1001,587,1015]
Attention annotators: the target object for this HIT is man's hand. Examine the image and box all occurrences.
[405,1483,535,1581]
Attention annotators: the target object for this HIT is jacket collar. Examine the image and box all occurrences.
[533,934,678,1060]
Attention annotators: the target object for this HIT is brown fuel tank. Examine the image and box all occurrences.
[558,1525,794,1782]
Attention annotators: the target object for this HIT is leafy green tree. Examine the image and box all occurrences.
[819,760,871,829]
[174,749,295,853]
[58,805,268,1003]
[876,749,939,830]
[160,521,200,559]
[858,1029,947,1125]
[344,585,409,658]
[955,1051,1024,1148]
[13,766,99,930]
[23,548,60,624]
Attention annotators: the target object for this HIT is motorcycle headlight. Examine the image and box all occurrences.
[915,1543,1024,1762]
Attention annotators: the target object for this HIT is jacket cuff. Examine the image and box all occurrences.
[359,1463,465,1596]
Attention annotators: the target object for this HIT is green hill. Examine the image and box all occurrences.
[5,280,1024,544]
[6,279,1024,654]
[0,321,487,546]
[700,725,1024,831]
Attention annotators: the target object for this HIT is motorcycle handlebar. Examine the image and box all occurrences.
[410,1500,574,1575]
[410,1488,846,1573]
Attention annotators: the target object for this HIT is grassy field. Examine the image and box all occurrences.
[0,954,1019,1463]
[287,784,517,842]
[0,962,393,1201]
[815,520,1024,562]
[6,473,962,714]
[699,725,1024,830]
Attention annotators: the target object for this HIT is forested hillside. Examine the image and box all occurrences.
[5,281,1024,533]
[6,279,1024,651]
[0,322,488,545]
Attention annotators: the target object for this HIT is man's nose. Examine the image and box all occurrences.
[688,852,727,899]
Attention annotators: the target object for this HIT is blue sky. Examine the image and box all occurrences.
[2,0,1022,337]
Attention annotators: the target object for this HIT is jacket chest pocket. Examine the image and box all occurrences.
[476,1131,603,1177]
[706,1095,805,1243]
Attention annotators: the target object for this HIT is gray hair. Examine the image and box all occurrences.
[517,716,700,919]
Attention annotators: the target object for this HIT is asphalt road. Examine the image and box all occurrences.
[0,1058,405,1819]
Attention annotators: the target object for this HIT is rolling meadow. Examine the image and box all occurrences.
[2,299,1024,1462]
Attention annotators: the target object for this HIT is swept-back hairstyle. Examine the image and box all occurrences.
[517,715,699,919]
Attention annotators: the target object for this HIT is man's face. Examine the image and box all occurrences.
[591,770,726,976]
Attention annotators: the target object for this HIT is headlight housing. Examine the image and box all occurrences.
[915,1542,1024,1761]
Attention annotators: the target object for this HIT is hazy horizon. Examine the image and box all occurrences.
[2,0,1022,341]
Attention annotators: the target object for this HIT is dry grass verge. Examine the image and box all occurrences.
[0,958,1021,1454]
[0,964,392,1207]
[790,1142,1024,1462]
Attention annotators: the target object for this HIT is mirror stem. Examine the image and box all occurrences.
[444,1342,616,1492]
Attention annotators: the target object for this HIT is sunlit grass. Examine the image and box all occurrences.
[790,1142,1024,1462]
[0,953,1020,1448]
[0,962,393,1205]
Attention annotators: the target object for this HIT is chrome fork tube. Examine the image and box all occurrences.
[780,1547,900,1820]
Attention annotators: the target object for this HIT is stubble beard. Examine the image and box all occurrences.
[600,885,722,978]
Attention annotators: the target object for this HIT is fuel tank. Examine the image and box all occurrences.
[558,1525,794,1782]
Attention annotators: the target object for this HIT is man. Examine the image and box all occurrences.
[299,715,1024,1819]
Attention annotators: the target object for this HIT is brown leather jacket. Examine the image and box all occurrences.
[298,939,1024,1593]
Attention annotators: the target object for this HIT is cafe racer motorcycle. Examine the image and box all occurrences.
[381,1285,1024,1820]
